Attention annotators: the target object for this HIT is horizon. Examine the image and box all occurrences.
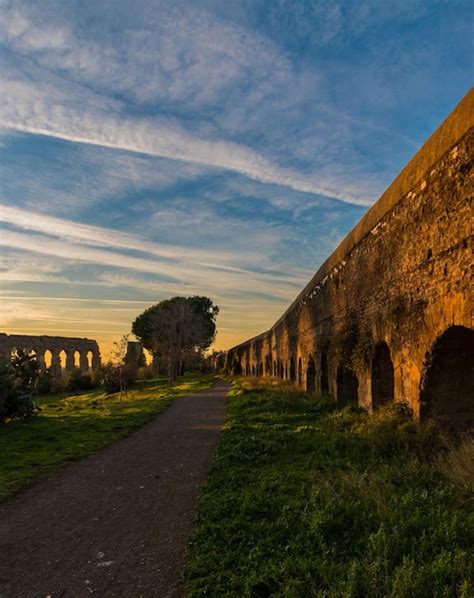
[1,1,472,359]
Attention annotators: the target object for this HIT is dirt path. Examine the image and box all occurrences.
[0,379,230,598]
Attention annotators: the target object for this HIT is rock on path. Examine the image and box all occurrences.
[0,379,231,598]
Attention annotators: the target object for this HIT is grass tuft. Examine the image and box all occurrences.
[435,436,474,492]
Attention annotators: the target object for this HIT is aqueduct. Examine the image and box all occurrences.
[0,333,101,378]
[221,89,474,429]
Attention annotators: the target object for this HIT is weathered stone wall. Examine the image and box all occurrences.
[0,333,101,376]
[223,89,473,426]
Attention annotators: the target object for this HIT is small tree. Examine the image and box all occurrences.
[97,335,138,398]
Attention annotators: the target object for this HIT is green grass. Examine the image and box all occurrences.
[186,378,474,597]
[0,372,214,501]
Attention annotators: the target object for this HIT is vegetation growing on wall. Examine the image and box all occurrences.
[332,318,373,375]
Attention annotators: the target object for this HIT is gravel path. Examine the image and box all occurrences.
[0,379,230,598]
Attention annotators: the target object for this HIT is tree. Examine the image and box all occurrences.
[102,335,138,398]
[132,296,219,383]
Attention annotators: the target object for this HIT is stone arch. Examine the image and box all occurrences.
[234,361,242,376]
[251,365,255,376]
[298,357,302,386]
[320,352,329,395]
[87,350,93,370]
[289,356,296,382]
[371,342,394,408]
[306,356,316,394]
[73,350,81,368]
[258,362,263,377]
[420,326,474,429]
[337,366,358,406]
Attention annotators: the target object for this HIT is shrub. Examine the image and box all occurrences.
[36,369,54,394]
[137,365,155,380]
[66,369,95,392]
[0,351,41,422]
[94,363,138,395]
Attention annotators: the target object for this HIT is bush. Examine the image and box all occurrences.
[94,363,138,395]
[66,369,95,392]
[0,352,41,422]
[36,369,54,394]
[137,365,156,380]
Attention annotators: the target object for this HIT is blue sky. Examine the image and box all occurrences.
[0,0,472,356]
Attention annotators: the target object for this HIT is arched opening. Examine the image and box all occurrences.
[306,357,316,394]
[87,350,93,370]
[265,355,271,376]
[371,342,394,408]
[44,350,53,369]
[320,352,329,395]
[251,365,255,376]
[420,326,474,429]
[290,357,296,382]
[59,350,67,372]
[259,363,263,377]
[337,366,358,406]
[298,357,302,386]
[233,361,242,376]
[74,350,80,368]
[284,363,288,380]
[273,361,277,376]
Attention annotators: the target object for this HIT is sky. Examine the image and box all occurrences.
[0,0,472,358]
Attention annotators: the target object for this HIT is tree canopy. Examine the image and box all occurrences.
[131,296,219,380]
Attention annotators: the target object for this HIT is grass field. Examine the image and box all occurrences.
[186,377,474,597]
[0,372,214,501]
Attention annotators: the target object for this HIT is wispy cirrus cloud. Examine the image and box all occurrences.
[0,85,369,205]
[0,2,374,205]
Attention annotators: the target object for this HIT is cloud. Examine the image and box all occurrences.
[0,204,238,265]
[0,96,369,205]
[0,204,314,282]
[0,226,307,296]
[0,3,373,205]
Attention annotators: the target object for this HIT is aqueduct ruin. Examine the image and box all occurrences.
[0,333,101,378]
[221,89,474,429]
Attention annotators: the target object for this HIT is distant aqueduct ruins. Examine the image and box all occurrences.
[220,89,473,428]
[0,334,101,377]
